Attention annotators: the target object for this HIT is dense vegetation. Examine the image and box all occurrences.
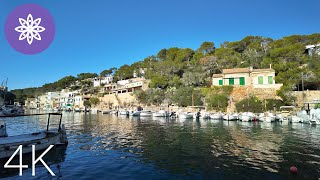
[11,34,320,109]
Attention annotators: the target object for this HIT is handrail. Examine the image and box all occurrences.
[0,113,62,118]
[0,113,64,138]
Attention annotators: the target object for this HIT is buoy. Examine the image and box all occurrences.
[290,166,298,174]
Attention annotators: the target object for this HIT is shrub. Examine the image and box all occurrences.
[173,87,203,107]
[206,94,228,111]
[265,99,285,111]
[235,96,263,113]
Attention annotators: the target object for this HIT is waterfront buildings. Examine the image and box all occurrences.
[24,98,37,109]
[212,66,282,89]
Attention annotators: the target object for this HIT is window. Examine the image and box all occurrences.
[258,76,263,84]
[268,76,273,84]
[219,79,223,86]
[239,77,245,85]
[229,78,234,85]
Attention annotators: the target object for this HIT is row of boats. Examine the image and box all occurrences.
[104,108,320,125]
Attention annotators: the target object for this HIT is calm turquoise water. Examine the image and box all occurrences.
[1,111,320,179]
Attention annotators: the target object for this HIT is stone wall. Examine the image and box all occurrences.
[230,86,281,102]
[99,92,138,110]
[293,90,320,107]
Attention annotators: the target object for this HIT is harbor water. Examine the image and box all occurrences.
[1,111,320,179]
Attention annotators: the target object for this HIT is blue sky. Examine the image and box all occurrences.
[0,0,319,90]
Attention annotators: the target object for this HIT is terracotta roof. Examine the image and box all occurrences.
[212,74,223,78]
[222,68,250,74]
[252,69,275,72]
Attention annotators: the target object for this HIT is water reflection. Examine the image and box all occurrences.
[2,112,320,179]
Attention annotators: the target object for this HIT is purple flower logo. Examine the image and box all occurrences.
[5,4,55,55]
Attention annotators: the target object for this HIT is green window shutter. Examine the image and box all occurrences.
[219,79,223,86]
[268,76,273,84]
[258,76,263,84]
[229,78,234,85]
[239,77,245,85]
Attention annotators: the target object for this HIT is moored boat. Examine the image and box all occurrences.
[0,113,68,159]
[222,113,238,121]
[178,112,193,119]
[119,110,129,116]
[153,110,169,117]
[210,113,223,120]
[140,110,153,117]
[240,112,255,122]
[130,111,141,116]
[198,112,211,119]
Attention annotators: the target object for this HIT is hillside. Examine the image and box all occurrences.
[11,33,320,106]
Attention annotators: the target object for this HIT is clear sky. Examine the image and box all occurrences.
[0,0,319,90]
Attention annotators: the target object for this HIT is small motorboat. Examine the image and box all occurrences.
[153,110,169,117]
[140,110,153,117]
[291,115,302,123]
[74,107,81,112]
[119,110,129,116]
[222,113,238,121]
[102,110,111,114]
[0,113,68,159]
[210,113,223,120]
[130,111,141,116]
[178,112,193,119]
[240,112,255,122]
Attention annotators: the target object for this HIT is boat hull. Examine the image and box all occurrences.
[0,131,67,159]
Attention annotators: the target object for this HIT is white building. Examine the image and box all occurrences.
[93,76,113,87]
[74,95,84,108]
[306,44,320,56]
[45,92,60,109]
[59,90,77,110]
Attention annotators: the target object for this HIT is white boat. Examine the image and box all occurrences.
[0,113,68,159]
[222,113,238,121]
[309,108,320,125]
[257,113,265,122]
[291,115,302,123]
[297,110,310,124]
[74,107,81,112]
[178,112,193,119]
[130,111,141,116]
[198,112,211,119]
[210,113,223,120]
[102,110,111,114]
[153,110,169,117]
[265,114,276,123]
[119,110,129,115]
[240,112,255,122]
[140,110,153,117]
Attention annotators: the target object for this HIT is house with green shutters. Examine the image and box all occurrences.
[212,67,282,89]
